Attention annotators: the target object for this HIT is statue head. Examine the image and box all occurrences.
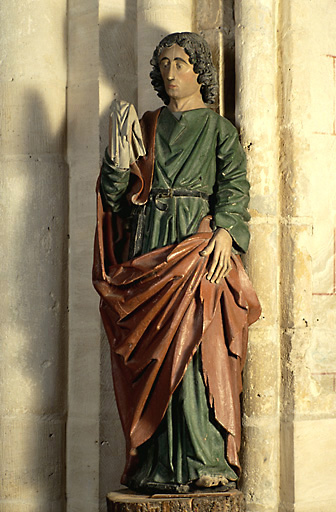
[150,32,218,106]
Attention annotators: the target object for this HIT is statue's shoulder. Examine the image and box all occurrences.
[206,109,238,134]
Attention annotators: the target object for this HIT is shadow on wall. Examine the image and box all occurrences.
[1,84,68,510]
[99,11,169,151]
[98,5,138,507]
[98,8,178,508]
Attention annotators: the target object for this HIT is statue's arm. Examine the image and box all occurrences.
[213,122,250,253]
[100,148,131,213]
[200,121,250,283]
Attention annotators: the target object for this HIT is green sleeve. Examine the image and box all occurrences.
[100,147,130,214]
[214,122,250,253]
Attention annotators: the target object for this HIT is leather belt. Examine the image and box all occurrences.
[150,188,209,211]
[150,188,209,200]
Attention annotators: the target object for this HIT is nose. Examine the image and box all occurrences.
[167,63,175,81]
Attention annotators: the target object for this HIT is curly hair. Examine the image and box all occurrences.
[150,32,218,105]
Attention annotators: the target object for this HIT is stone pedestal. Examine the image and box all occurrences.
[106,489,245,512]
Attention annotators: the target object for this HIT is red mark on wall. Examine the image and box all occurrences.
[315,54,336,136]
[312,372,336,392]
[313,228,336,296]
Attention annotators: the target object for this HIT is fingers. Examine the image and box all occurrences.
[200,228,233,284]
[201,244,231,283]
[214,258,232,283]
[199,239,215,257]
[206,245,223,281]
[207,253,231,283]
[200,245,231,283]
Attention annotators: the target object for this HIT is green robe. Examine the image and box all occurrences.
[100,107,250,492]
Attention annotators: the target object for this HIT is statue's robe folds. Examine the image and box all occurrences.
[93,107,261,491]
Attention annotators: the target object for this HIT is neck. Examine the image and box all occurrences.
[168,95,206,112]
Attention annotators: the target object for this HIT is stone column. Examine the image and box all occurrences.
[0,1,68,511]
[67,1,101,511]
[235,1,281,510]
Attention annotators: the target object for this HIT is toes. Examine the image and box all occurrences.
[195,476,213,487]
[195,475,228,488]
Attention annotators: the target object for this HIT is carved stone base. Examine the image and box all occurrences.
[106,488,245,512]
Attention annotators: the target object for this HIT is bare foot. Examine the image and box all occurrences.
[195,475,229,488]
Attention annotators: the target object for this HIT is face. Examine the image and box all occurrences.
[159,44,202,103]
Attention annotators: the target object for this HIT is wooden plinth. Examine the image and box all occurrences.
[106,488,245,512]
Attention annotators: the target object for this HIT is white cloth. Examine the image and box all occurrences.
[109,100,146,168]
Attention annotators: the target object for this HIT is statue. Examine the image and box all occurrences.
[93,32,261,494]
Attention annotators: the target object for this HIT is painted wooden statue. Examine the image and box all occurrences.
[93,32,261,494]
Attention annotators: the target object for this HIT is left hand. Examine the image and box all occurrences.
[200,228,232,283]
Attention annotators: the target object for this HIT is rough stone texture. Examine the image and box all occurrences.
[106,490,245,512]
[0,1,68,510]
[66,2,101,512]
[235,2,281,511]
[278,1,336,510]
[194,0,224,114]
[237,1,336,511]
[194,0,236,121]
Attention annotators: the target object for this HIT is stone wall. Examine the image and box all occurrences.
[1,1,336,511]
[0,1,68,510]
[278,2,336,510]
[236,1,336,510]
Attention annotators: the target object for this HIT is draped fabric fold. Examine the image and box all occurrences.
[93,186,261,481]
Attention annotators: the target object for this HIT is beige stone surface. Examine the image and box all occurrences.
[0,82,66,155]
[1,158,68,414]
[280,223,312,330]
[0,417,65,501]
[67,1,102,510]
[247,223,278,326]
[294,418,336,508]
[99,330,126,507]
[0,0,67,83]
[243,329,279,417]
[277,1,336,511]
[235,3,281,510]
[0,0,68,509]
[240,421,279,511]
[293,502,336,512]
